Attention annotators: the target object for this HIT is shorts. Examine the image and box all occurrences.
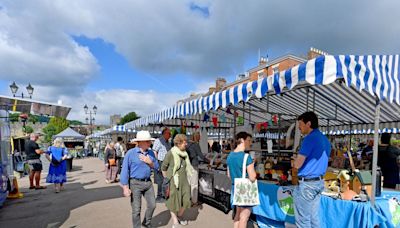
[27,159,43,171]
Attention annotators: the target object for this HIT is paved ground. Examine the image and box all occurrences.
[0,157,248,228]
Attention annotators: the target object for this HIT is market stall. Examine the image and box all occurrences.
[125,54,400,227]
[53,127,85,171]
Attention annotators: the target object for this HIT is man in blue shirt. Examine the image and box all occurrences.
[293,111,331,228]
[120,131,159,228]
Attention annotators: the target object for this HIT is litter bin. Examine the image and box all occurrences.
[66,158,73,172]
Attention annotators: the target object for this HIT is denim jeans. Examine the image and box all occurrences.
[293,179,324,228]
[130,179,156,227]
[154,160,164,198]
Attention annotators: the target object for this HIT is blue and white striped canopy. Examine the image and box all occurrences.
[126,55,400,129]
[322,127,399,135]
[86,125,136,138]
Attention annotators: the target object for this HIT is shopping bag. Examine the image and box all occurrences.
[108,158,116,166]
[233,154,260,206]
[163,178,171,199]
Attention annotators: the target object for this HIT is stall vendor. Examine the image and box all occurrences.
[293,111,331,228]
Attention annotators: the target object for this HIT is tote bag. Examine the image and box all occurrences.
[233,154,260,206]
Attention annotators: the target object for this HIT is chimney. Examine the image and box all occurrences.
[208,86,216,94]
[308,47,329,60]
[259,56,267,65]
[216,78,226,91]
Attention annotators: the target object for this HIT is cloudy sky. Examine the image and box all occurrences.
[1,0,399,125]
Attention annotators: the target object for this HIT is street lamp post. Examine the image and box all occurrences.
[9,82,34,99]
[84,104,97,135]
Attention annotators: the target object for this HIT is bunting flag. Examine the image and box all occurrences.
[272,114,279,124]
[220,114,226,123]
[237,116,244,125]
[226,107,232,114]
[256,123,261,132]
[195,124,199,129]
[203,113,210,121]
[262,122,268,129]
[234,111,239,117]
[181,120,186,134]
[171,128,177,136]
[190,122,194,127]
[212,116,218,127]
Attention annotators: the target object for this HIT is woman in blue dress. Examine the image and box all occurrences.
[46,137,68,193]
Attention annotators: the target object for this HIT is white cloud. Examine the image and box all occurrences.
[61,89,185,125]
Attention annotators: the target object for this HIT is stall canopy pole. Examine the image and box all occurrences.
[306,88,310,111]
[327,119,330,141]
[371,97,381,206]
[233,106,237,137]
[349,122,352,153]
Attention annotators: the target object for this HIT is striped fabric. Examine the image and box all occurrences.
[125,55,400,128]
[322,127,399,135]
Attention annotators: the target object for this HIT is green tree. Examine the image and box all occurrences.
[69,120,84,125]
[119,112,140,125]
[28,114,39,124]
[9,112,20,122]
[23,125,34,134]
[42,117,69,142]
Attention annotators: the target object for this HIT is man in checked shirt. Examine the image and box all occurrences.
[152,127,171,203]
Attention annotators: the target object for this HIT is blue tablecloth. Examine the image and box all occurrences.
[253,181,400,228]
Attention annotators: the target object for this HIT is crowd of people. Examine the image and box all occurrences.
[117,111,400,228]
[22,110,400,228]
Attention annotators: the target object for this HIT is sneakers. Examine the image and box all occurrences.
[178,218,188,226]
[141,222,153,228]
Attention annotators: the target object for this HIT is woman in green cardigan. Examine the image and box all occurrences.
[162,134,194,227]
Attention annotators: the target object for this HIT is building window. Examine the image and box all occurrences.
[257,70,264,79]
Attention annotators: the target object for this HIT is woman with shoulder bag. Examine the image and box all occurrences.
[105,142,118,183]
[46,137,69,193]
[227,132,257,228]
[162,134,194,228]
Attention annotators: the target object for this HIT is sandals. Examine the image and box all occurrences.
[29,186,35,190]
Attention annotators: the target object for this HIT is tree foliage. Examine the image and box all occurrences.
[69,120,84,125]
[28,114,39,124]
[42,117,69,142]
[9,113,19,122]
[119,112,140,125]
[23,125,34,134]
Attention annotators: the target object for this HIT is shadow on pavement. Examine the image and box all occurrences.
[0,181,123,228]
[69,165,83,172]
[152,210,171,227]
[152,205,202,227]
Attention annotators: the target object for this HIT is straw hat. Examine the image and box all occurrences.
[133,130,155,142]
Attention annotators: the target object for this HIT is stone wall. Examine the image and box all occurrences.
[10,122,47,137]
